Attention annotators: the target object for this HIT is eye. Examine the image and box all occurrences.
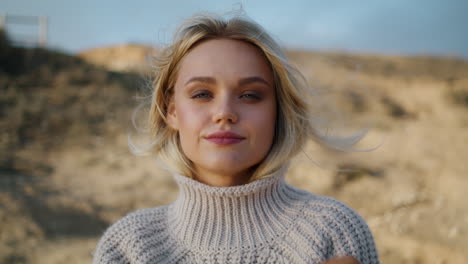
[240,93,261,100]
[191,91,212,99]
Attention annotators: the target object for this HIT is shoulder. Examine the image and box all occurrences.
[92,206,169,264]
[303,194,367,226]
[300,194,380,264]
[282,184,371,232]
[101,206,168,241]
[291,192,369,241]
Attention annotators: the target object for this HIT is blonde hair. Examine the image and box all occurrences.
[138,13,366,181]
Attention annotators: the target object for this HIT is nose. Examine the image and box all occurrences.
[212,97,238,124]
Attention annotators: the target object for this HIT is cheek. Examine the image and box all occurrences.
[264,108,277,144]
[247,103,277,144]
[175,103,205,145]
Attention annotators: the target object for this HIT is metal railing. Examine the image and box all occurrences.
[0,13,48,47]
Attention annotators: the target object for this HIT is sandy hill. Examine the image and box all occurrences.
[1,30,468,264]
[78,44,156,73]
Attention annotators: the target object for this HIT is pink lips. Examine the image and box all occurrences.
[205,131,245,145]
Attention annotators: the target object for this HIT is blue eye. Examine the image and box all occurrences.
[240,93,261,100]
[191,92,212,99]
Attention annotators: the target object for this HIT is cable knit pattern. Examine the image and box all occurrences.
[93,167,379,264]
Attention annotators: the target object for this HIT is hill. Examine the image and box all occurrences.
[77,44,156,73]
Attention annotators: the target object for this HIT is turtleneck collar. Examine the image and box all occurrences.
[167,166,307,250]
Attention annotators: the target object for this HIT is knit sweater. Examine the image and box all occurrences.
[92,166,380,264]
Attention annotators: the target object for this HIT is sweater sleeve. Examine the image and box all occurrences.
[319,198,380,264]
[92,218,131,264]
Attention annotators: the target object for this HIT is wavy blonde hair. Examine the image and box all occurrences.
[136,13,366,181]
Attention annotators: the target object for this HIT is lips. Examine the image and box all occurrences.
[205,131,245,145]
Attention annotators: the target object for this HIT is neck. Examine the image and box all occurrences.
[193,166,255,187]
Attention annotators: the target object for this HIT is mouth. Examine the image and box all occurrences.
[205,131,246,145]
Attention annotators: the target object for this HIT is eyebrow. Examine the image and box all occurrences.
[184,76,216,86]
[184,76,270,86]
[238,76,271,87]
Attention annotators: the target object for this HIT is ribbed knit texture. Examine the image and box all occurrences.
[93,167,380,264]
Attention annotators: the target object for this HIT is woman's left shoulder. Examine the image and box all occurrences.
[299,193,380,264]
[301,192,367,226]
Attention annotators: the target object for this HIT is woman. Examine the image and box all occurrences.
[93,13,380,264]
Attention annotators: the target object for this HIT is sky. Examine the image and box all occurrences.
[1,0,468,58]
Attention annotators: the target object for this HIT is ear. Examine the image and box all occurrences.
[166,99,179,130]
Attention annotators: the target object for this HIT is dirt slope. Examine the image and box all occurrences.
[78,44,156,73]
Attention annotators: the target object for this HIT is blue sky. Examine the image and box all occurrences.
[1,0,467,58]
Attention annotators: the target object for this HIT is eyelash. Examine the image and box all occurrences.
[191,92,212,99]
[191,92,261,100]
[240,93,261,100]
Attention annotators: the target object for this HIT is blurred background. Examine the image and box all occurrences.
[1,1,467,263]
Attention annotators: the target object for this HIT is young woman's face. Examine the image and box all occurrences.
[167,38,276,186]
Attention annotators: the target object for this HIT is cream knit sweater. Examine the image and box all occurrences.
[93,167,379,264]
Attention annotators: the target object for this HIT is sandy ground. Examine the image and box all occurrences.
[1,40,468,263]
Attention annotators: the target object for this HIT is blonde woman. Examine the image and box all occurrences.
[93,13,380,264]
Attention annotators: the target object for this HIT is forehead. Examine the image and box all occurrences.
[175,38,273,85]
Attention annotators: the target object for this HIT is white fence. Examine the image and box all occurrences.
[0,14,48,47]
